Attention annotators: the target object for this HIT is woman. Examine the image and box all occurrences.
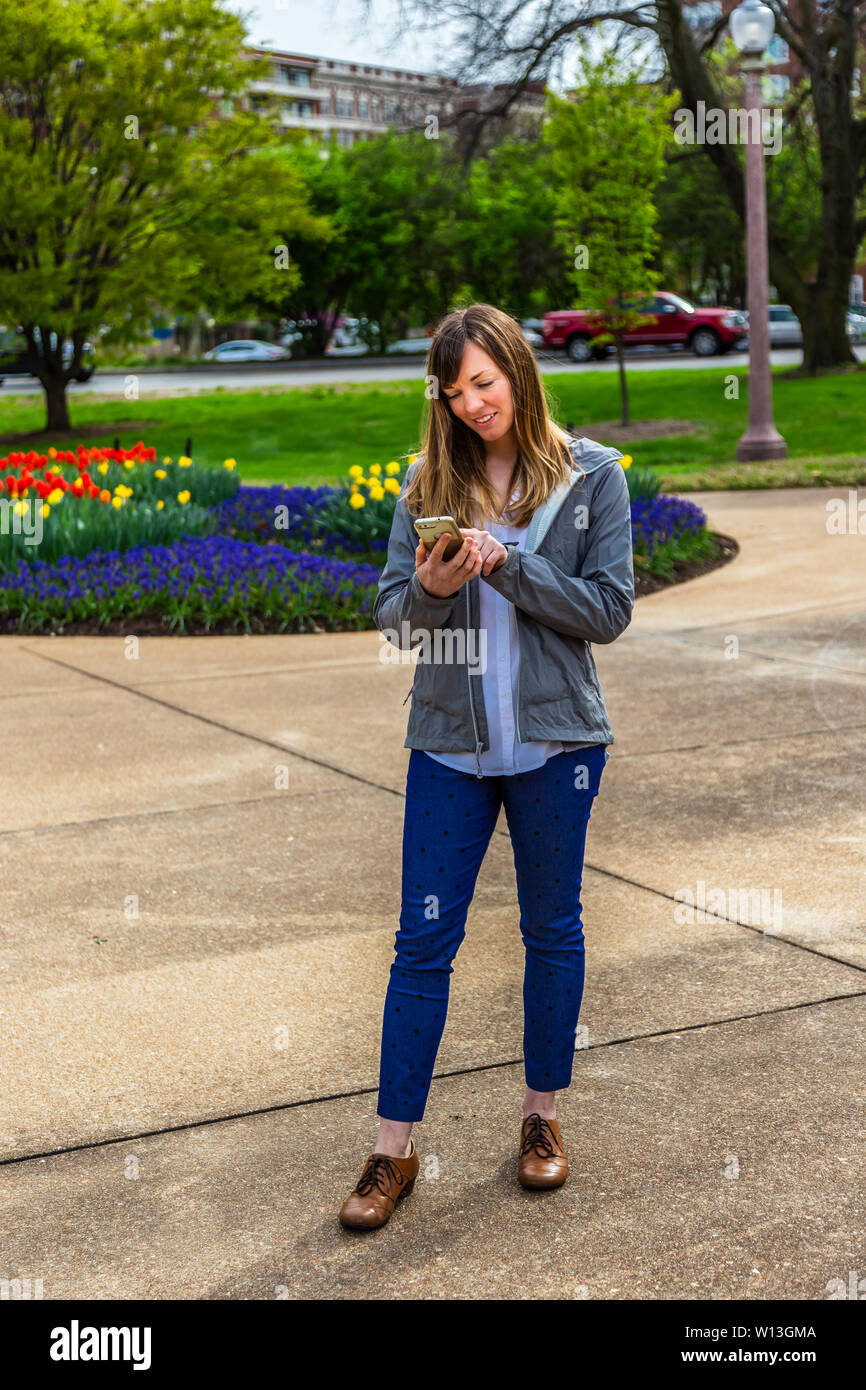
[339,304,634,1230]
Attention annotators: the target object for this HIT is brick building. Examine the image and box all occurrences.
[240,47,546,149]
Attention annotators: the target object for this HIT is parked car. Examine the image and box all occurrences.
[203,339,290,363]
[0,326,96,385]
[767,305,865,347]
[521,322,544,349]
[542,291,749,361]
[847,308,866,343]
[768,304,803,347]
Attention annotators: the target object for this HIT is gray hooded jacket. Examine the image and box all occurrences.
[373,435,635,777]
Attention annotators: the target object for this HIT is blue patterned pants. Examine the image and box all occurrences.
[377,744,609,1121]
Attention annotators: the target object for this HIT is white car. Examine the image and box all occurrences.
[203,339,290,363]
[386,338,430,354]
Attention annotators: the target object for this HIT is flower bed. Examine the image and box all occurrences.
[0,443,718,634]
[0,537,380,634]
[0,441,239,571]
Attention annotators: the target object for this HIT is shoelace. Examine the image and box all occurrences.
[520,1113,561,1159]
[354,1154,407,1197]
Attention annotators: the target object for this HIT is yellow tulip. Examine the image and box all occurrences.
[408,453,418,464]
[369,487,385,502]
[97,462,109,475]
[369,463,382,476]
[156,499,164,510]
[123,459,134,470]
[349,492,366,509]
[348,465,364,479]
[13,500,27,516]
[154,469,166,480]
[384,477,400,495]
[177,490,191,504]
[385,461,400,475]
[111,496,124,508]
[620,454,633,469]
[40,502,50,518]
[178,456,192,467]
[47,487,64,504]
[223,458,237,470]
[163,456,172,464]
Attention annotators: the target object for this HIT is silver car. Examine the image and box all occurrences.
[768,305,802,346]
[203,339,290,362]
[767,305,864,347]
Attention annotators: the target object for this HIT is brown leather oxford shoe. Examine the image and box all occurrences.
[339,1141,419,1230]
[518,1113,568,1189]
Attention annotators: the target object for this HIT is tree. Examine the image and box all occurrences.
[0,0,325,430]
[545,48,678,423]
[463,138,574,318]
[337,131,471,351]
[373,0,866,373]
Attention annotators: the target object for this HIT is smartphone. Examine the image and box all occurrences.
[413,515,466,562]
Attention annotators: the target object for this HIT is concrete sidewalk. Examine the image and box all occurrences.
[1,486,864,1299]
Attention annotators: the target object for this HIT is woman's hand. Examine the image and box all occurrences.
[459,527,508,577]
[415,532,483,598]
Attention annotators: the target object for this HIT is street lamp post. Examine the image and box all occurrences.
[730,0,787,461]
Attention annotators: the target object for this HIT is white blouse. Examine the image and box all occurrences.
[424,492,601,777]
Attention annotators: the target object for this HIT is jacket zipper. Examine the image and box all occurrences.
[466,580,484,778]
[514,607,522,745]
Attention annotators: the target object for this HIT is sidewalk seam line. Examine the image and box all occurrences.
[2,988,863,1170]
[19,646,866,979]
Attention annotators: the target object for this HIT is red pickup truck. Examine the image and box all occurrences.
[542,291,749,361]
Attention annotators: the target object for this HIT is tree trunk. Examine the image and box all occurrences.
[187,314,202,359]
[801,275,858,371]
[41,374,71,432]
[616,332,630,426]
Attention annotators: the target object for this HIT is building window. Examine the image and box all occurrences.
[336,96,354,118]
[358,96,368,117]
[765,35,789,63]
[371,99,379,120]
[320,97,330,114]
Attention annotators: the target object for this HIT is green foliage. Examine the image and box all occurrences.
[0,0,328,423]
[544,43,680,422]
[545,46,680,330]
[637,526,719,584]
[624,464,663,502]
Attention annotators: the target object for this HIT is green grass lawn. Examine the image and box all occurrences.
[1,365,864,490]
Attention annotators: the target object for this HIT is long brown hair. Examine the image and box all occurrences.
[403,303,580,528]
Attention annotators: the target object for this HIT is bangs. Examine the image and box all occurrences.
[429,325,470,393]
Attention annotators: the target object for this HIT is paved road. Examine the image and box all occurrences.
[2,488,864,1298]
[4,344,864,397]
